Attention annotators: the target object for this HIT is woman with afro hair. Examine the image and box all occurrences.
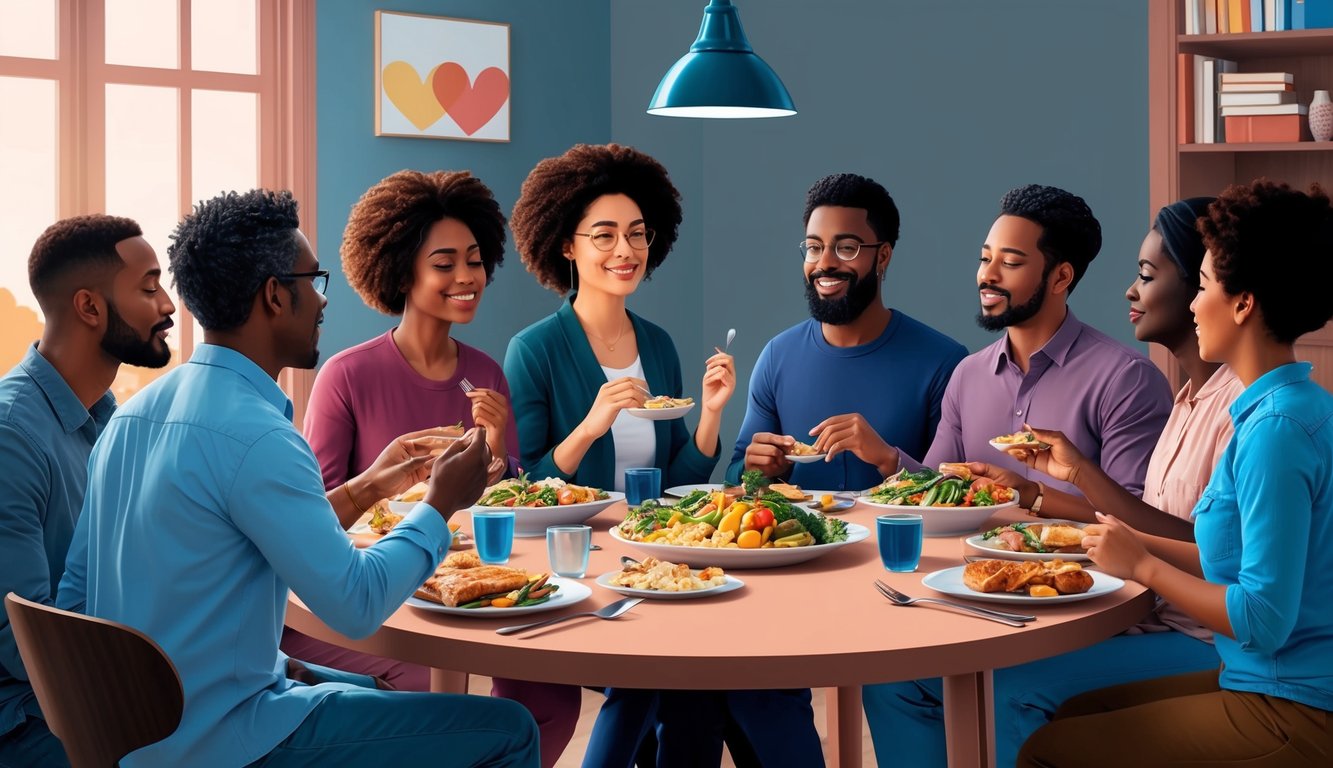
[283,169,580,767]
[1018,180,1333,766]
[505,144,744,768]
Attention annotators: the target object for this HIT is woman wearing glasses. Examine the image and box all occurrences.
[506,143,737,768]
[282,170,580,767]
[1017,181,1333,765]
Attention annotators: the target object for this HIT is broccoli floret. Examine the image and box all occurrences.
[763,498,848,545]
[740,469,770,496]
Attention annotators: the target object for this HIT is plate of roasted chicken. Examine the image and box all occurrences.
[406,551,592,616]
[922,559,1121,604]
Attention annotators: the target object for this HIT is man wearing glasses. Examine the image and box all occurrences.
[57,189,538,767]
[727,172,967,492]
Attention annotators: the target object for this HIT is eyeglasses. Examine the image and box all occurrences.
[574,228,656,252]
[799,239,885,263]
[279,270,330,295]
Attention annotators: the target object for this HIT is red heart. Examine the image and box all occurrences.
[430,62,510,136]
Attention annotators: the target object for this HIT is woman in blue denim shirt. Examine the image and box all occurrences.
[1015,180,1333,766]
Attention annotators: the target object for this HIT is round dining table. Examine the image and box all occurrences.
[287,499,1153,768]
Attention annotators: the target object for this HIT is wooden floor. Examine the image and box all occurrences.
[468,677,879,767]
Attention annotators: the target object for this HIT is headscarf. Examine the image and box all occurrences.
[1152,197,1216,283]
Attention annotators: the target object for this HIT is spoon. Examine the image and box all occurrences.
[724,328,736,353]
[620,555,642,568]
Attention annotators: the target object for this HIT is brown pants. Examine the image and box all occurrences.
[1018,669,1331,767]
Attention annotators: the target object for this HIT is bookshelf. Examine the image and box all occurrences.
[1148,0,1333,391]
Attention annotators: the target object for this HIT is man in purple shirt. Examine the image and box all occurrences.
[865,184,1173,767]
[889,183,1172,521]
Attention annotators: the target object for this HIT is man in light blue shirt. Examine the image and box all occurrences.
[1,215,176,768]
[58,190,538,768]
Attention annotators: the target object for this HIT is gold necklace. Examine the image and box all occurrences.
[585,314,629,351]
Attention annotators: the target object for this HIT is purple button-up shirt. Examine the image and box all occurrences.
[910,310,1173,497]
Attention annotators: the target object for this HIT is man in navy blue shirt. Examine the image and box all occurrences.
[0,215,176,767]
[728,173,966,491]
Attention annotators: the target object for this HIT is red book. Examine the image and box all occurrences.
[1178,54,1195,144]
[1223,114,1309,142]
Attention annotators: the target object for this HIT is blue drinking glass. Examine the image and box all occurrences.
[877,513,923,573]
[472,510,516,564]
[624,467,662,506]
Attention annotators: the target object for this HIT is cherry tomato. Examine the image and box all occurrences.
[749,506,775,531]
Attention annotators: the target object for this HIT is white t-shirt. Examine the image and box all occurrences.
[600,357,657,492]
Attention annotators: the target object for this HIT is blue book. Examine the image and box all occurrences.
[1305,0,1333,27]
[1255,0,1269,29]
[1293,0,1306,27]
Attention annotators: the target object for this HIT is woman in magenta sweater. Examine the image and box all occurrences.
[281,169,579,768]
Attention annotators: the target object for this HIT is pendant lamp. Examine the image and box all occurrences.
[647,0,796,118]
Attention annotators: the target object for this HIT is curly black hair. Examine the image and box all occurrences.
[510,143,682,295]
[341,170,506,315]
[168,189,301,332]
[1197,179,1333,345]
[28,214,143,312]
[802,173,901,247]
[999,184,1102,293]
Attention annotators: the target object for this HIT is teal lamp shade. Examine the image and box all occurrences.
[648,0,795,118]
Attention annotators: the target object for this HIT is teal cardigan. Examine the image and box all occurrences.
[503,296,719,490]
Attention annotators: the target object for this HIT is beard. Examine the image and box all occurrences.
[803,267,880,326]
[975,273,1049,332]
[101,301,173,368]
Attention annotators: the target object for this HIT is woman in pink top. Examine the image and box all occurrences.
[868,198,1240,768]
[281,170,580,768]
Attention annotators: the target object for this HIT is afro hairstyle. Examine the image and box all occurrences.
[510,143,681,295]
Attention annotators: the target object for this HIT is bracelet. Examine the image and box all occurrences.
[1026,481,1046,517]
[343,479,367,515]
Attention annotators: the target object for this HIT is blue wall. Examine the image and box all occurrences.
[316,0,610,357]
[609,0,1151,475]
[318,1,1150,481]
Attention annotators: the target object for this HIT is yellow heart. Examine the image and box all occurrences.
[382,61,445,131]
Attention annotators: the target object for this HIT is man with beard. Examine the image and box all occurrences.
[0,215,175,766]
[56,189,538,768]
[887,184,1173,518]
[862,185,1174,767]
[727,173,967,491]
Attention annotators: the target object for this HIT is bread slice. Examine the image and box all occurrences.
[1038,524,1085,550]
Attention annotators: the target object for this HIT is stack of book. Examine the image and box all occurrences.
[1219,72,1308,142]
[1185,0,1333,33]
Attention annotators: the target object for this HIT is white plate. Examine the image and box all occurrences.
[472,493,625,538]
[921,565,1123,605]
[404,577,592,616]
[609,522,869,569]
[785,453,827,464]
[594,571,745,600]
[664,483,725,498]
[628,403,695,420]
[964,520,1091,562]
[858,499,1019,537]
[988,438,1050,453]
[347,523,473,550]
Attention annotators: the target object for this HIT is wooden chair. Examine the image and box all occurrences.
[4,593,184,768]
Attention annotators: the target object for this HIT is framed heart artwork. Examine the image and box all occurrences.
[374,11,510,142]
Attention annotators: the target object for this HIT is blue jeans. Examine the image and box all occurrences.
[863,631,1219,768]
[583,688,823,768]
[249,665,539,768]
[0,715,69,768]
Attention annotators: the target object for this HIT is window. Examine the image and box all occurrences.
[0,0,315,416]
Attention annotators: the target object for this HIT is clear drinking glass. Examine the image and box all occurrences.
[546,525,592,578]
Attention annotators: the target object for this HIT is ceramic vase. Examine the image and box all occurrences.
[1312,90,1333,143]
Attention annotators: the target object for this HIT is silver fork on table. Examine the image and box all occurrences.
[496,597,643,636]
[874,580,1035,626]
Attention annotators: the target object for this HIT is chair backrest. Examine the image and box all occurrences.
[4,593,184,768]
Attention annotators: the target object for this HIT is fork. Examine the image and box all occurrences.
[874,580,1035,626]
[458,377,475,394]
[495,597,643,636]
